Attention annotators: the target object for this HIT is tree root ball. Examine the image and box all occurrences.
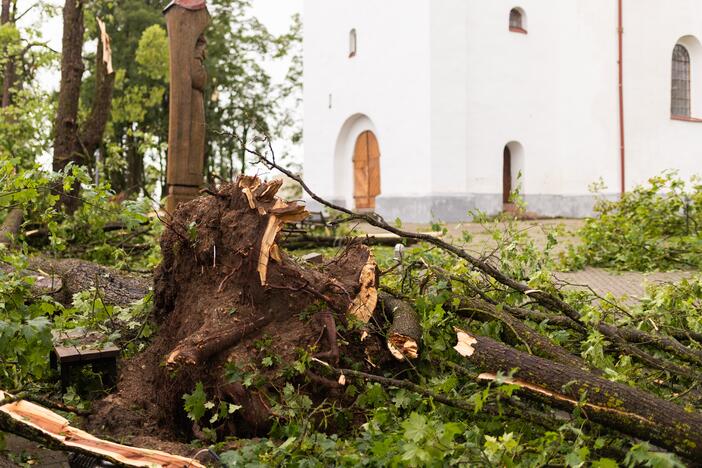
[103,176,385,440]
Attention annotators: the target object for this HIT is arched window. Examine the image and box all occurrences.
[672,44,691,117]
[509,8,527,34]
[349,28,357,58]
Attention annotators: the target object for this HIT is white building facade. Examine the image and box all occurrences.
[303,0,702,222]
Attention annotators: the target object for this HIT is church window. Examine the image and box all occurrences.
[349,29,357,57]
[672,44,691,117]
[509,8,526,34]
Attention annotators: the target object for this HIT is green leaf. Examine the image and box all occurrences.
[182,382,207,422]
[402,413,428,443]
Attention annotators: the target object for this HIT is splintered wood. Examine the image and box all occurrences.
[347,252,378,324]
[96,17,113,74]
[0,391,204,467]
[453,328,477,357]
[240,177,309,285]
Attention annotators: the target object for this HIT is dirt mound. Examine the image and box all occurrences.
[91,176,392,442]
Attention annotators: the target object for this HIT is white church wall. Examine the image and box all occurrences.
[303,0,702,222]
[303,0,433,214]
[624,0,702,189]
[462,0,620,218]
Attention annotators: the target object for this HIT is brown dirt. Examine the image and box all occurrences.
[87,176,394,446]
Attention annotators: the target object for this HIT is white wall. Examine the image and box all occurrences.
[303,0,432,208]
[624,0,702,188]
[462,0,620,200]
[304,0,702,220]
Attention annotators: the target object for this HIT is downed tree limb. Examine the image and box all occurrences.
[0,391,204,467]
[312,359,575,434]
[453,328,702,461]
[378,292,421,360]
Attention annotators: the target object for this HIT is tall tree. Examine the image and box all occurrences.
[204,0,302,181]
[52,0,115,211]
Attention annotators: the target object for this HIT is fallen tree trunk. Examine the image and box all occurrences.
[453,329,702,461]
[458,297,592,371]
[27,257,150,307]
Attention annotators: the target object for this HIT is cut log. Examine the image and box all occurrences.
[379,292,421,360]
[0,391,204,467]
[454,329,702,461]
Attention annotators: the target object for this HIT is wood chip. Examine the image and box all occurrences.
[454,328,477,357]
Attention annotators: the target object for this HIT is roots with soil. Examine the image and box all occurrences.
[99,176,395,441]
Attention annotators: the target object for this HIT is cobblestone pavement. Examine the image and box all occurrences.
[553,267,693,303]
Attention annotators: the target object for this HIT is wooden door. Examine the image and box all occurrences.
[503,146,512,204]
[353,131,381,209]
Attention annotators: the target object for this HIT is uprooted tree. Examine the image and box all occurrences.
[56,162,698,463]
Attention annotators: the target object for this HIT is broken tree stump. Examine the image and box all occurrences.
[108,175,387,436]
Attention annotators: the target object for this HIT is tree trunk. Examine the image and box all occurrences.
[458,297,592,371]
[53,2,115,212]
[454,329,702,461]
[0,391,204,467]
[52,0,86,175]
[26,257,150,307]
[95,176,385,438]
[1,0,15,108]
[0,208,23,246]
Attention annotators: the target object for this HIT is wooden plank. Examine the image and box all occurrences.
[367,131,381,208]
[354,131,370,209]
[53,346,82,363]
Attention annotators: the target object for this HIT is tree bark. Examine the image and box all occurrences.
[458,297,592,371]
[379,292,421,360]
[454,329,702,461]
[52,0,85,174]
[1,0,15,108]
[53,2,115,212]
[0,208,23,246]
[24,257,150,307]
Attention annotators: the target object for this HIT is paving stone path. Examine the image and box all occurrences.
[553,267,693,303]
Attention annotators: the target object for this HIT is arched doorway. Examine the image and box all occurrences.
[502,141,524,211]
[503,146,512,205]
[353,130,381,209]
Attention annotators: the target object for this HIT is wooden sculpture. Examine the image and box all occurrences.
[164,0,209,212]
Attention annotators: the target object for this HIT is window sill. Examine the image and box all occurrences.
[671,115,702,122]
[509,27,528,34]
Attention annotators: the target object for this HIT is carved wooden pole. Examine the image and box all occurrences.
[164,0,209,212]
